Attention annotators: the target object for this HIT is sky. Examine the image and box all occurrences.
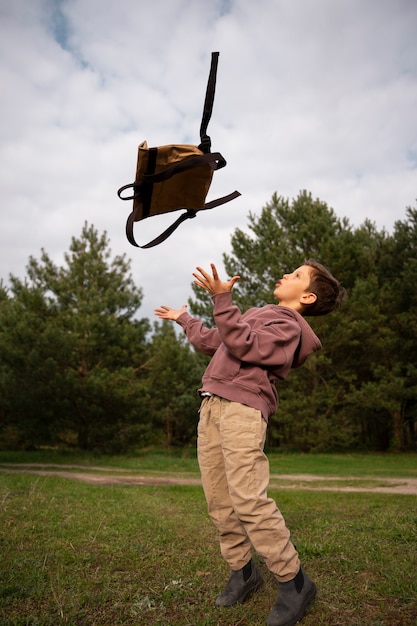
[1,0,416,321]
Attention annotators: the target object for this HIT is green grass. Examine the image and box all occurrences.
[267,451,417,478]
[0,452,416,625]
[1,448,417,477]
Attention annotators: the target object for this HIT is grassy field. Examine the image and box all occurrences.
[0,451,416,625]
[1,447,417,476]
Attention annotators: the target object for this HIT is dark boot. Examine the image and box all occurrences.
[266,568,316,626]
[215,559,263,607]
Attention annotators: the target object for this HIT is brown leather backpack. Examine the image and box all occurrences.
[117,52,240,248]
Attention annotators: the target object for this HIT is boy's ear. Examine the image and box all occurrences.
[300,292,317,305]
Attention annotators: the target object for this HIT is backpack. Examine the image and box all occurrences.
[117,52,240,248]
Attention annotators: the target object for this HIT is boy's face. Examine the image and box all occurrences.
[273,265,317,311]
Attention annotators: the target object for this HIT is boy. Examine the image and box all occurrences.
[154,259,344,626]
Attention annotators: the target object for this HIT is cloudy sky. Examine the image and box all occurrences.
[1,0,416,321]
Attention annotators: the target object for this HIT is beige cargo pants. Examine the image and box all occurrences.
[197,395,300,582]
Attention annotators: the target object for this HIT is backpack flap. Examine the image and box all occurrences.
[131,142,218,221]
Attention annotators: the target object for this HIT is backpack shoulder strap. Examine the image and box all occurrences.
[126,190,241,248]
[198,51,219,154]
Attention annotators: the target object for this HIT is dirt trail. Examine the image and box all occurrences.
[1,463,417,495]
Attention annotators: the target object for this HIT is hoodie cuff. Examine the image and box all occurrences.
[212,292,233,306]
[176,311,192,328]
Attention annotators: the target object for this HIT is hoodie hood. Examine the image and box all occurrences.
[272,306,322,368]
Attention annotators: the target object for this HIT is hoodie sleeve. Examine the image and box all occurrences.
[176,311,222,356]
[211,292,304,368]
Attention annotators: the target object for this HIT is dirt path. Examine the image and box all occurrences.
[1,463,417,495]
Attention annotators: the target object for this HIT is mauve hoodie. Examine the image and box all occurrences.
[176,292,322,421]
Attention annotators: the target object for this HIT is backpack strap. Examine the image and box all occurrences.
[198,51,219,154]
[117,151,227,202]
[126,190,241,248]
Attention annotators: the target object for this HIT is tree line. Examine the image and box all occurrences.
[0,191,416,453]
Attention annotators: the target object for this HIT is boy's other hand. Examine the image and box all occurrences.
[193,263,240,295]
[154,304,188,321]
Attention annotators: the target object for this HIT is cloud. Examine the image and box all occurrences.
[0,0,416,320]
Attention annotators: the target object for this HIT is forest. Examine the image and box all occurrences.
[0,190,416,453]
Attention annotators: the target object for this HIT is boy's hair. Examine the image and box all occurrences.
[302,258,345,316]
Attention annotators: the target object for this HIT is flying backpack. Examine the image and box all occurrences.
[117,52,240,248]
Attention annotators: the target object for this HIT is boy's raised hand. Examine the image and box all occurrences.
[193,263,240,295]
[154,265,239,321]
